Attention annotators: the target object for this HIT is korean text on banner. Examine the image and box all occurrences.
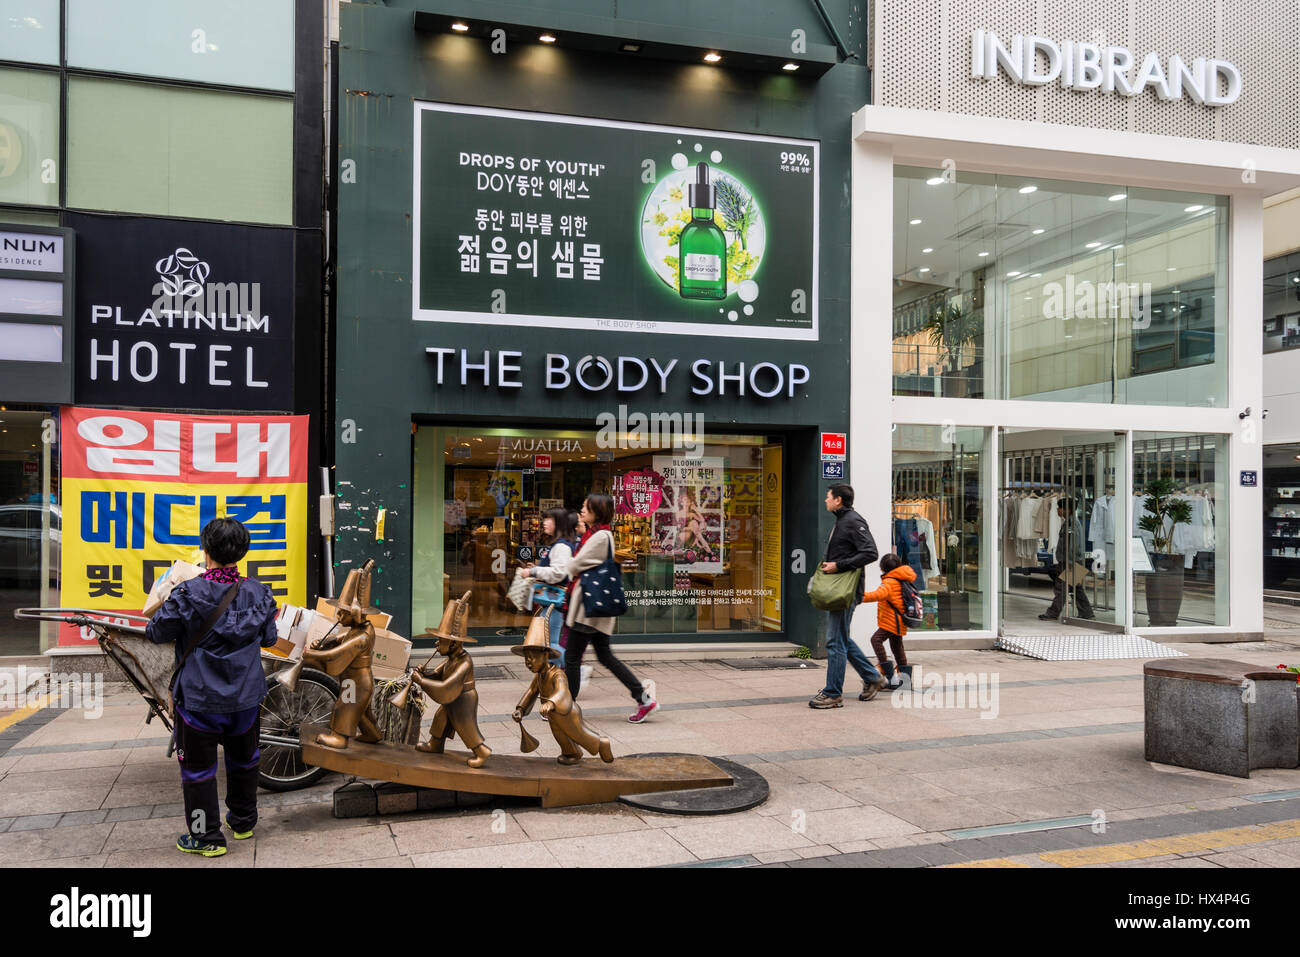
[58,407,309,648]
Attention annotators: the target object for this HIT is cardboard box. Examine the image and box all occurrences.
[143,561,203,617]
[372,628,412,680]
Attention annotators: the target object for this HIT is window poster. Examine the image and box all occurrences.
[651,455,725,574]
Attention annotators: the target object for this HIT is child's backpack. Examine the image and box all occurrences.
[893,576,925,628]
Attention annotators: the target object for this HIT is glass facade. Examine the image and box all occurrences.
[0,406,60,655]
[67,77,293,224]
[891,425,988,631]
[0,66,59,208]
[893,167,1228,406]
[1131,432,1227,627]
[1263,251,1300,353]
[0,0,58,65]
[411,425,784,642]
[66,0,295,92]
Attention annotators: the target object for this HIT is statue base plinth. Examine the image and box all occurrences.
[300,723,733,808]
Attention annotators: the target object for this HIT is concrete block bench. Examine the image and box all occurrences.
[1144,658,1299,778]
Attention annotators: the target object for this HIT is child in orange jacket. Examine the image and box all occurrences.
[860,553,916,690]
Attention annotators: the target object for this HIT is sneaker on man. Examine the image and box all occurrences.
[808,691,843,709]
[177,834,227,857]
[226,816,253,840]
[859,676,887,701]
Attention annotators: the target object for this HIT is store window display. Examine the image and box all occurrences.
[411,426,783,641]
[891,425,987,631]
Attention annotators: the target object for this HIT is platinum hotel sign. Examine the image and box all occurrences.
[971,29,1243,106]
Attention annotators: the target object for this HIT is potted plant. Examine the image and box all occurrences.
[1138,479,1193,626]
[923,301,983,399]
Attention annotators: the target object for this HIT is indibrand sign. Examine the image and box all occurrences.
[972,29,1242,106]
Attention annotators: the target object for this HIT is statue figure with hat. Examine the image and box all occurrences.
[402,590,492,768]
[301,559,383,749]
[512,612,614,766]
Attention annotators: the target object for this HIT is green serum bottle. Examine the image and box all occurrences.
[678,161,727,300]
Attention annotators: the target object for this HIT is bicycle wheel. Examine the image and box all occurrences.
[258,668,339,792]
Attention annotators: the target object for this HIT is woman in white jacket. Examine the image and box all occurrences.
[520,507,576,665]
[564,493,659,723]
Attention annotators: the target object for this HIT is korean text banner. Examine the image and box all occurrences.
[413,102,819,341]
[58,407,308,648]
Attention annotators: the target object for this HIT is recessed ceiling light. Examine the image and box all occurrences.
[703,51,722,63]
[621,42,642,52]
[1086,242,1101,248]
[539,33,557,43]
[1293,277,1300,284]
[1024,295,1032,300]
[1018,185,1037,194]
[921,247,933,253]
[451,21,469,32]
[1032,228,1045,235]
[1109,193,1127,201]
[910,218,922,225]
[1185,205,1204,212]
[918,267,931,274]
[1172,288,1181,294]
[977,251,989,257]
[1031,273,1042,278]
[1167,267,1177,271]
[1116,261,1125,267]
[1006,271,1021,277]
[1113,244,1124,249]
[926,176,945,186]
[782,62,799,71]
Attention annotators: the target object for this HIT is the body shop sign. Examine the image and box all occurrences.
[414,102,820,341]
[69,214,294,411]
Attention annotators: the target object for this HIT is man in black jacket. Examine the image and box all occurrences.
[811,484,886,708]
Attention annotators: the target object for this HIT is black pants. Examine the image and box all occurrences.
[1045,568,1094,619]
[176,706,260,846]
[563,624,645,703]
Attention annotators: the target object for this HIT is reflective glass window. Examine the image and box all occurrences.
[0,0,58,65]
[893,168,1228,407]
[0,67,59,207]
[67,0,295,91]
[67,76,292,224]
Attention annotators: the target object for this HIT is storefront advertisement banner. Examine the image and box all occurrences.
[414,102,819,341]
[68,213,295,411]
[57,407,308,647]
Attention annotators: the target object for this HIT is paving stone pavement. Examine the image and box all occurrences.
[0,638,1296,867]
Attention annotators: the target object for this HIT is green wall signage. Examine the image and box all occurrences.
[414,103,819,341]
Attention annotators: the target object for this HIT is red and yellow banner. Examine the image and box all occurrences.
[58,407,309,647]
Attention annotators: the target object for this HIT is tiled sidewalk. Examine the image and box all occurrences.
[0,638,1298,867]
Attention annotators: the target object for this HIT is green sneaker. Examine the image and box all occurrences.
[177,834,227,857]
[226,816,253,840]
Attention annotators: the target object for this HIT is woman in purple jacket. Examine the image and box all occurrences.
[146,517,279,857]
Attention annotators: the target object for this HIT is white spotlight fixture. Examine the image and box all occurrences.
[1018,185,1037,194]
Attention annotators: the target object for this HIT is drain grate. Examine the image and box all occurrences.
[995,634,1186,661]
[474,665,512,680]
[712,658,815,671]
